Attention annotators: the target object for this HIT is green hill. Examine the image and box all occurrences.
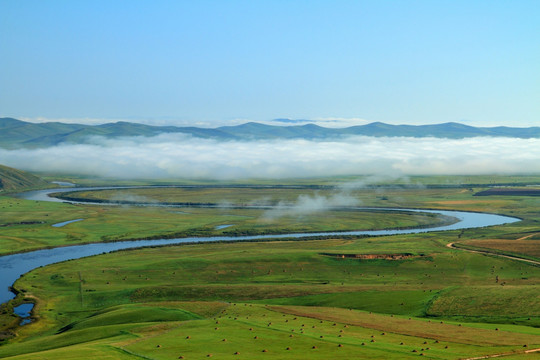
[1,117,540,149]
[0,118,84,149]
[0,164,48,191]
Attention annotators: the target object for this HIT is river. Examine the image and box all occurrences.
[1,187,521,305]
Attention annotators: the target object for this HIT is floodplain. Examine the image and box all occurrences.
[0,175,539,359]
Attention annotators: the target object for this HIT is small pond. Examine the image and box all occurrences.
[52,219,84,228]
[50,181,76,187]
[13,303,34,325]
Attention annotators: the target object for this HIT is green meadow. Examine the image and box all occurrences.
[0,176,539,358]
[0,194,448,255]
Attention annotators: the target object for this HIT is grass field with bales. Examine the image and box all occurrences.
[0,175,539,359]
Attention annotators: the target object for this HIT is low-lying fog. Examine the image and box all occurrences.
[2,134,539,179]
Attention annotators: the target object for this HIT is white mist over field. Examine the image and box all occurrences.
[2,135,540,180]
[264,193,361,219]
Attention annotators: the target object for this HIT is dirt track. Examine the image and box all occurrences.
[463,347,540,359]
[446,243,540,266]
[516,232,540,241]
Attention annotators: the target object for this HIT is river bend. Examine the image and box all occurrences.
[0,187,521,305]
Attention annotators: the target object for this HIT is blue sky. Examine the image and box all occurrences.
[1,0,538,127]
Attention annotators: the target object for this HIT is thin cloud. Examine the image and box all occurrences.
[1,135,539,180]
[265,117,373,127]
[263,193,361,219]
[12,116,256,128]
[17,117,116,125]
[308,117,373,127]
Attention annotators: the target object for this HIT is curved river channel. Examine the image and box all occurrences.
[1,187,521,305]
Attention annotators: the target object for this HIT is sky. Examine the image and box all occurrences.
[0,0,538,128]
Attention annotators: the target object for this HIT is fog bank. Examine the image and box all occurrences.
[1,135,539,179]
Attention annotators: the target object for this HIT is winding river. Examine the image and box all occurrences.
[1,187,521,305]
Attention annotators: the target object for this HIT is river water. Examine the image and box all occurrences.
[1,187,520,306]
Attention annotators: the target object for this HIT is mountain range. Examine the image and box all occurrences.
[1,117,539,148]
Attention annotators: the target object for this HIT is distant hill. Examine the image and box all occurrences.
[1,117,539,148]
[0,164,48,191]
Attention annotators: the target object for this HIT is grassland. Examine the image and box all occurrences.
[0,195,448,255]
[0,176,539,358]
[33,173,540,188]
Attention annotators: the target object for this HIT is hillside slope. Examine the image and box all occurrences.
[0,164,48,191]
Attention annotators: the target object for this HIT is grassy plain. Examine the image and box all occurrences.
[0,195,447,255]
[0,176,539,359]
